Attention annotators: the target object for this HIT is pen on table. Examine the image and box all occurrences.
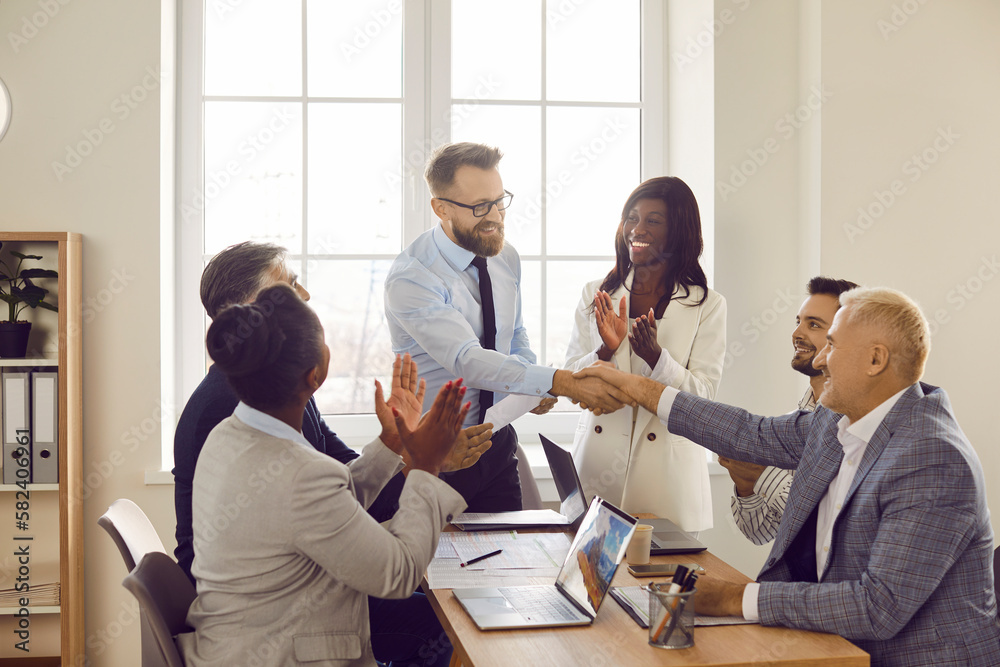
[651,565,690,640]
[460,549,502,568]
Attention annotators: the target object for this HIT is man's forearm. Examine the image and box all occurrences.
[627,374,667,414]
[550,369,574,398]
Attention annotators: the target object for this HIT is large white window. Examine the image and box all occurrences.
[173,0,666,459]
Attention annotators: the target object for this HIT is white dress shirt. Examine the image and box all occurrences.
[814,387,907,577]
[657,385,908,621]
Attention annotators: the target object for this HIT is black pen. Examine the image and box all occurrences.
[459,549,502,568]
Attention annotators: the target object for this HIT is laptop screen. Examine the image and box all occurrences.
[554,497,636,617]
[539,434,589,527]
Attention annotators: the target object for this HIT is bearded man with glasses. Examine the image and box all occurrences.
[385,142,632,511]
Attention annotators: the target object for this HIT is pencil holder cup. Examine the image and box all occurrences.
[645,582,696,649]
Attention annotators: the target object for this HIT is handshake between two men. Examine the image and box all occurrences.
[552,362,660,416]
[372,356,646,473]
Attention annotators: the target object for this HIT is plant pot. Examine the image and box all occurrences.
[0,321,31,358]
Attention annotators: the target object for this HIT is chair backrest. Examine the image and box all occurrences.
[122,552,196,667]
[994,545,1000,604]
[516,443,544,510]
[99,498,167,572]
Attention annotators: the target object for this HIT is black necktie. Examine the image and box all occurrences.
[471,256,496,424]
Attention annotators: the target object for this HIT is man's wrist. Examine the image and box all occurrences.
[550,369,570,397]
[728,583,748,617]
[633,375,666,413]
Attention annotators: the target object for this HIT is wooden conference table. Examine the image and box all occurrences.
[424,521,869,667]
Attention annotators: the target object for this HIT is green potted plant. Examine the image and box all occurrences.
[0,241,59,358]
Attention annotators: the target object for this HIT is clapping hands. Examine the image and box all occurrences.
[595,291,628,359]
[374,353,492,473]
[629,309,663,369]
[392,379,471,475]
[374,353,426,455]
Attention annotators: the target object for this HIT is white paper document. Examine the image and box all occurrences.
[451,509,569,528]
[427,531,572,589]
[483,394,543,431]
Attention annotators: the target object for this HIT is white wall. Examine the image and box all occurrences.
[703,0,1000,578]
[0,1,169,663]
[0,1,997,663]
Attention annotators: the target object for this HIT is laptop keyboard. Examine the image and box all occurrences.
[499,587,582,623]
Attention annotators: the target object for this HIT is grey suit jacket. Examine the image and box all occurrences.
[177,417,466,667]
[668,383,1000,666]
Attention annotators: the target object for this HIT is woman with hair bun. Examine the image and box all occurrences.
[564,177,726,533]
[178,283,470,667]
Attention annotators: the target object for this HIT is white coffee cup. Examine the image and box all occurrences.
[626,524,654,564]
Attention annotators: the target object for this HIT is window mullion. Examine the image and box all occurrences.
[175,0,208,456]
[402,0,437,245]
[300,0,310,280]
[641,0,666,180]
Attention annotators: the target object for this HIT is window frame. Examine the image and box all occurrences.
[165,0,669,470]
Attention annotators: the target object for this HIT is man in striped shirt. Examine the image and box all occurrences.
[718,276,857,544]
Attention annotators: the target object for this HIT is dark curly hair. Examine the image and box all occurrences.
[206,284,324,410]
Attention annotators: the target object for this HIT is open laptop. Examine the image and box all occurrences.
[450,435,589,531]
[453,497,637,629]
[647,517,707,555]
[545,435,705,554]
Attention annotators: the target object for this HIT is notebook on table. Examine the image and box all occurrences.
[452,496,637,630]
[450,434,589,531]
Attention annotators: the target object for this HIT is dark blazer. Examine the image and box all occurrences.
[172,364,403,581]
[668,382,1000,666]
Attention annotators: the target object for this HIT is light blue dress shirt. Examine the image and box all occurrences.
[384,225,556,426]
[233,401,314,449]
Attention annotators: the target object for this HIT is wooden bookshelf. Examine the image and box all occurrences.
[0,233,82,664]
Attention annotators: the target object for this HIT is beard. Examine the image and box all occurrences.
[453,219,505,257]
[791,351,822,377]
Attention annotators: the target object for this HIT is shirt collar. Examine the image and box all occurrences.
[799,387,817,412]
[836,386,909,445]
[433,224,477,272]
[233,401,314,450]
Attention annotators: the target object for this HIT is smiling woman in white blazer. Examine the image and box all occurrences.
[564,177,726,533]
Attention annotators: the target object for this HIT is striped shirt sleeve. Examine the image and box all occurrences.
[730,466,793,545]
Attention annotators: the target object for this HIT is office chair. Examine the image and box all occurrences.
[99,499,173,666]
[994,545,1000,604]
[515,443,544,510]
[98,498,168,572]
[122,552,196,667]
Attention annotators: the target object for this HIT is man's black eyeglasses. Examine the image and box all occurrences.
[438,191,513,218]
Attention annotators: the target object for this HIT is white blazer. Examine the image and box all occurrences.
[564,274,726,532]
